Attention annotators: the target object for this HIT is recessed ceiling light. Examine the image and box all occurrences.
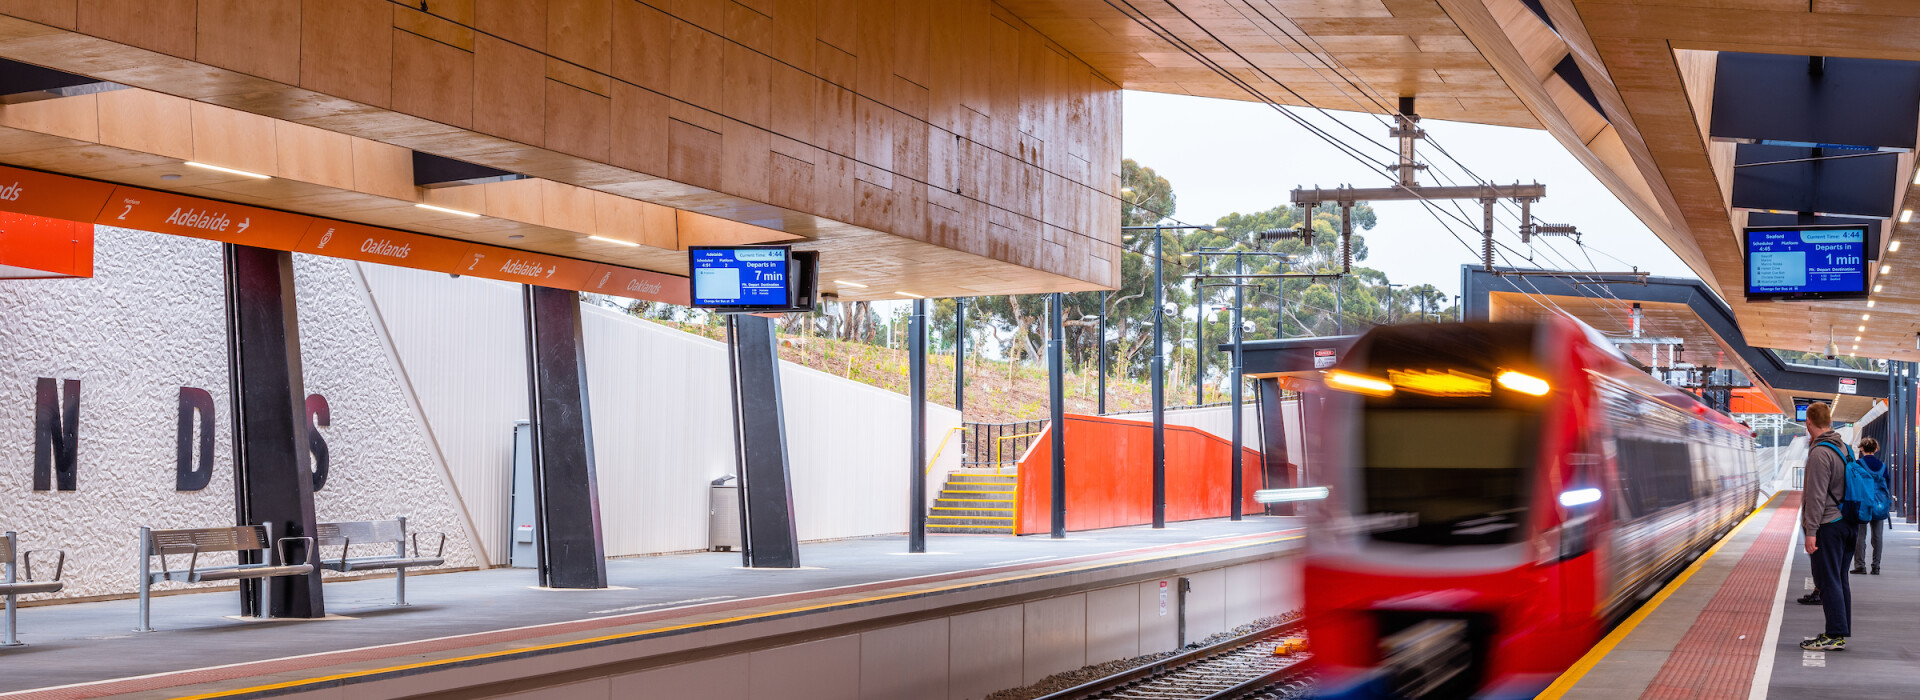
[588,235,640,247]
[416,203,480,218]
[1859,325,1866,332]
[1863,314,1871,320]
[185,161,269,179]
[898,291,924,299]
[1875,284,1884,293]
[1893,240,1904,252]
[834,280,869,288]
[1868,300,1876,307]
[160,173,181,181]
[1856,336,1863,341]
[508,234,524,240]
[1882,264,1893,274]
[1903,209,1913,223]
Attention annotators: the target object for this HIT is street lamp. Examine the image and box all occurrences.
[1385,282,1405,325]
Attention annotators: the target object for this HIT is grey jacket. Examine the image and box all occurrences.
[1803,431,1848,534]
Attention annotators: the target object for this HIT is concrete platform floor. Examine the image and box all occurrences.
[1764,516,1920,699]
[0,516,1296,696]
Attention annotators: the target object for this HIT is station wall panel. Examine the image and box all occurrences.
[1014,414,1269,535]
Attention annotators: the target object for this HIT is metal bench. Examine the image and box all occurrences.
[315,517,445,606]
[2,531,64,647]
[137,524,314,632]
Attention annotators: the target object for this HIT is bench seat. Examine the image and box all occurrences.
[0,580,62,596]
[321,555,444,573]
[150,562,314,584]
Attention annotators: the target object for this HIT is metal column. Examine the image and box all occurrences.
[954,298,966,414]
[1196,285,1206,406]
[1151,232,1168,529]
[523,285,608,589]
[1049,293,1068,538]
[909,299,928,553]
[726,314,802,568]
[1097,292,1108,415]
[223,243,324,618]
[1256,378,1292,516]
[1229,252,1245,521]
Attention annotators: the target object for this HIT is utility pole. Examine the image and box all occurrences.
[1387,283,1404,325]
[1122,223,1221,530]
[1195,282,1206,406]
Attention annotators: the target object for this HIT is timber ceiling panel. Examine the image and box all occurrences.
[1000,0,1539,127]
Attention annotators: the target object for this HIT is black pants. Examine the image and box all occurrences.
[1812,519,1859,637]
[1855,518,1886,569]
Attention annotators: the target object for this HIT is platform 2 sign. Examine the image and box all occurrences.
[1744,225,1870,301]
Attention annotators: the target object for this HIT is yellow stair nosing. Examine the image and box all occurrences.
[928,515,1014,520]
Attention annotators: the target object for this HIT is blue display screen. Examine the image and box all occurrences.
[690,247,791,308]
[1745,226,1868,298]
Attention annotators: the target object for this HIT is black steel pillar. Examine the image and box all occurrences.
[224,243,323,619]
[523,285,609,588]
[954,298,966,414]
[1195,284,1206,406]
[1049,293,1068,538]
[1229,252,1245,521]
[1097,292,1108,415]
[1152,231,1168,529]
[1256,378,1292,516]
[726,314,802,568]
[909,300,929,552]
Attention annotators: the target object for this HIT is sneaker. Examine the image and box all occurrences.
[1872,567,1881,575]
[1851,567,1868,575]
[1801,634,1847,651]
[1798,592,1824,605]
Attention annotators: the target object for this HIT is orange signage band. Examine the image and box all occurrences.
[296,220,474,273]
[0,211,92,278]
[0,163,689,301]
[0,163,116,223]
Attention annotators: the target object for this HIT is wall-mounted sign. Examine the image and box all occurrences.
[690,246,792,309]
[1839,377,1858,395]
[1313,348,1337,369]
[1744,225,1870,301]
[97,186,311,250]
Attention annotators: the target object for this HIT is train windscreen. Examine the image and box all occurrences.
[1351,324,1543,546]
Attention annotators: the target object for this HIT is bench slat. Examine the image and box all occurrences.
[315,520,405,546]
[148,526,269,555]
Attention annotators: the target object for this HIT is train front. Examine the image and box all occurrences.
[1303,321,1603,700]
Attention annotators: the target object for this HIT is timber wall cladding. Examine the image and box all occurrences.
[0,0,1122,290]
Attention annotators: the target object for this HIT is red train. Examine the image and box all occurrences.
[1302,318,1758,699]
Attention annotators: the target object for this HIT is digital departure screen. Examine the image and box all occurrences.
[1744,225,1870,301]
[689,246,792,309]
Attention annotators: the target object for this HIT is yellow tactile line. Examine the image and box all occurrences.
[172,532,1303,699]
[1536,491,1783,699]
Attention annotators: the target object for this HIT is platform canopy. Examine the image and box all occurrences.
[996,0,1920,362]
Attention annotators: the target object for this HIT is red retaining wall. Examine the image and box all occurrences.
[1013,413,1273,535]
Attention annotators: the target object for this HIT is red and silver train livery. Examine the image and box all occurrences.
[1302,318,1758,699]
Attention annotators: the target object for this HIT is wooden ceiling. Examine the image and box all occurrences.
[999,0,1539,127]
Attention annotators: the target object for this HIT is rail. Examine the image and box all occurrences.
[923,426,965,476]
[962,420,1047,472]
[992,432,1044,474]
[1032,617,1309,700]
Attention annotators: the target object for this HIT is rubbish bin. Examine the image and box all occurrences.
[709,475,741,552]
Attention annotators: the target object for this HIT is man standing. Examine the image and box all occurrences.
[1801,401,1858,652]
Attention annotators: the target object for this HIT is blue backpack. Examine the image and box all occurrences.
[1818,441,1890,523]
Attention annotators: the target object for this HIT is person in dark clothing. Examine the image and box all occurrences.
[1801,402,1858,652]
[1852,437,1890,575]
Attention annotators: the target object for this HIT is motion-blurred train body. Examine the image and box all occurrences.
[1303,319,1758,699]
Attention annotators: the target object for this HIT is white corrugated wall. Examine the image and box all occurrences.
[359,264,961,565]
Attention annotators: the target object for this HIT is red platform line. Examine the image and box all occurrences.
[1640,491,1801,700]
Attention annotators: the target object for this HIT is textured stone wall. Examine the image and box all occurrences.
[0,227,477,600]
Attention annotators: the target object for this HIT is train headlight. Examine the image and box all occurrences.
[1326,370,1394,397]
[1558,487,1602,507]
[1495,370,1551,396]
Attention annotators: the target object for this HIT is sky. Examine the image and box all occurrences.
[1121,90,1695,299]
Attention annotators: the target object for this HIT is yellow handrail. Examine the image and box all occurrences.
[923,426,965,475]
[993,431,1045,474]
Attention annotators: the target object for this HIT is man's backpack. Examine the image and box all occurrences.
[1817,440,1891,523]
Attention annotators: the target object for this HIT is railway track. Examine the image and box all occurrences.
[1033,619,1313,700]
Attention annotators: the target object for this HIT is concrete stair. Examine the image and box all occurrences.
[926,471,1017,534]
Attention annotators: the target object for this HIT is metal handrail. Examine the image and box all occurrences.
[993,431,1044,474]
[923,426,965,475]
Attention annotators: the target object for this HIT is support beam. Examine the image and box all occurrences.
[1152,234,1168,529]
[726,314,801,568]
[522,285,608,589]
[954,298,966,415]
[1049,293,1068,539]
[1229,252,1245,521]
[224,244,323,619]
[909,300,928,553]
[1256,378,1291,517]
[1097,292,1108,415]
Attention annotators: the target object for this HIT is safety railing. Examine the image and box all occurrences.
[962,420,1048,473]
[924,426,965,476]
